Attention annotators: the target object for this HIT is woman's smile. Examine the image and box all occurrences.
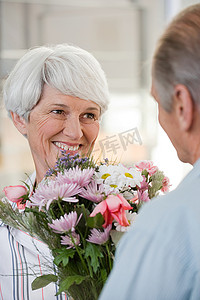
[53,142,80,151]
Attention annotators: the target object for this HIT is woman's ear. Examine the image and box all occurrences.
[173,84,194,131]
[10,112,28,135]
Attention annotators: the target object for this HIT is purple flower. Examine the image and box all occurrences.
[61,232,80,249]
[56,166,94,187]
[30,181,81,210]
[79,181,105,203]
[87,224,112,245]
[48,211,82,233]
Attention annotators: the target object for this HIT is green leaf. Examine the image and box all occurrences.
[100,269,108,284]
[85,243,104,273]
[56,275,86,295]
[53,248,76,267]
[148,170,165,199]
[75,205,90,229]
[87,213,104,228]
[141,169,149,178]
[32,274,58,290]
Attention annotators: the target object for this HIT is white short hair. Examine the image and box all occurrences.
[3,44,109,120]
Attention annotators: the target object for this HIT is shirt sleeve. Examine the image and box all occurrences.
[99,202,200,300]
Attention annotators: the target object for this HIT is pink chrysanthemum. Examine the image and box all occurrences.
[161,176,171,193]
[87,224,112,245]
[135,160,158,175]
[138,190,150,202]
[48,211,82,234]
[30,181,81,210]
[139,175,149,191]
[79,181,105,203]
[61,232,80,249]
[56,166,94,187]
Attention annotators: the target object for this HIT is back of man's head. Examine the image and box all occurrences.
[152,4,200,112]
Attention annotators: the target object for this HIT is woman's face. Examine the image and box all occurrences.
[23,84,100,182]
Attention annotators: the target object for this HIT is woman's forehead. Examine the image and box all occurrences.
[39,84,101,111]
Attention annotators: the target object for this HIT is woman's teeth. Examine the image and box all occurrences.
[54,142,79,151]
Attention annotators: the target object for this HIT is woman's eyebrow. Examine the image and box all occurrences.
[85,107,100,111]
[50,104,100,112]
[50,103,69,108]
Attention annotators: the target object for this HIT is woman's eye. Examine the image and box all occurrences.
[83,113,96,120]
[80,113,98,124]
[51,110,65,115]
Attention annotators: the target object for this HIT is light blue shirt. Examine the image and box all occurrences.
[99,159,200,300]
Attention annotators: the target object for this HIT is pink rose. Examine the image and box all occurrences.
[90,194,132,228]
[161,176,171,193]
[3,185,28,209]
[135,160,158,175]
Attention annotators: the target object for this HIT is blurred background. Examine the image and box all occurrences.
[0,0,198,196]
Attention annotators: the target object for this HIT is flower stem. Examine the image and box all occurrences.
[58,199,64,215]
[70,234,89,275]
[76,228,94,277]
[106,243,112,271]
[50,207,56,219]
[90,279,98,300]
[85,256,94,278]
[80,204,89,238]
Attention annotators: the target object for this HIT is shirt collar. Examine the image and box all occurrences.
[177,157,200,189]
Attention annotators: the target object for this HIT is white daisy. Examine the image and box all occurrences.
[95,164,121,188]
[116,164,143,188]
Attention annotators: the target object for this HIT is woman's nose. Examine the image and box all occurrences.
[62,116,83,140]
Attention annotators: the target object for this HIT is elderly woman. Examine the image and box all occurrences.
[0,44,109,299]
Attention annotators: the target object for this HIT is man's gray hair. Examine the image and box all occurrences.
[152,4,200,111]
[3,44,109,120]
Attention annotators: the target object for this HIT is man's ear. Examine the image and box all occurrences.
[10,112,28,135]
[173,84,194,131]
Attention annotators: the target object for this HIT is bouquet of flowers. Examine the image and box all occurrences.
[0,152,170,300]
